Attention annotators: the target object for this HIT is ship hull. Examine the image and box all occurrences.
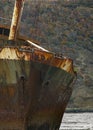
[0,59,74,130]
[0,25,75,129]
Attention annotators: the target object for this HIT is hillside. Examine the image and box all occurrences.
[0,0,93,110]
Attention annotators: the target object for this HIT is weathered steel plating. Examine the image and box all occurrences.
[0,47,74,74]
[9,0,25,40]
[0,36,76,129]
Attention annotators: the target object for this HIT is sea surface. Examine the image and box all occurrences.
[59,113,93,130]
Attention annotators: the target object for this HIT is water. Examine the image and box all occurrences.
[60,113,93,130]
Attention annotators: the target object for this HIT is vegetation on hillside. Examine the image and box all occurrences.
[20,0,93,51]
[0,0,93,50]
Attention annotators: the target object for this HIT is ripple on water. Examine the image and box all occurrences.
[59,113,93,130]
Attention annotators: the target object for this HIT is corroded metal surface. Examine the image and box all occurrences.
[0,44,76,130]
[0,47,74,74]
[0,24,76,129]
[9,0,25,40]
[0,59,75,130]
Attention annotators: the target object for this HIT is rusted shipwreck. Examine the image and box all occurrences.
[0,0,76,129]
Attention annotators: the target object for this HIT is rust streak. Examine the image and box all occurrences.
[0,47,74,74]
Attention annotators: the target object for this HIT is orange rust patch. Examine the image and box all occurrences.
[0,47,75,74]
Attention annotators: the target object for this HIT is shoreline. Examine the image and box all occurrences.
[65,108,93,113]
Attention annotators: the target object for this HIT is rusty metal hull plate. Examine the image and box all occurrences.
[0,30,75,129]
[0,59,74,130]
